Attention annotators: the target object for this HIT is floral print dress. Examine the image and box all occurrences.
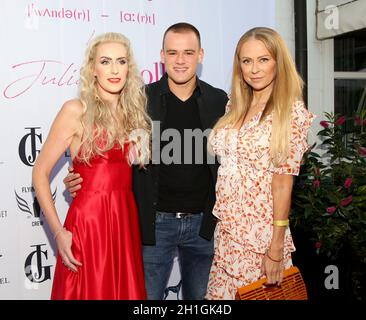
[205,101,315,300]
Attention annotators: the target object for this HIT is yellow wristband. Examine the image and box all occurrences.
[273,219,289,227]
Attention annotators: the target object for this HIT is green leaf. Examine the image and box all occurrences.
[304,207,312,219]
[352,195,366,203]
[318,131,330,137]
[356,185,366,193]
[308,152,321,158]
[326,192,341,204]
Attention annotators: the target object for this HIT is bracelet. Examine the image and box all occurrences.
[53,227,66,240]
[266,250,283,263]
[273,219,289,227]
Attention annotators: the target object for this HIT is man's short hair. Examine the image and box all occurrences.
[162,22,201,49]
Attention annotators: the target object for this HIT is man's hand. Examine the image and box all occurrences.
[63,166,82,198]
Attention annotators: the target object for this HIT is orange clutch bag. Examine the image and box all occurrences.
[235,266,308,300]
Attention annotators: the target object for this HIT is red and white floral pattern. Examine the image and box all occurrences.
[205,101,315,300]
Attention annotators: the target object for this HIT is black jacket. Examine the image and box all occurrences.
[133,73,228,245]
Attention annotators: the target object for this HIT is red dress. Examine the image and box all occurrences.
[51,144,146,300]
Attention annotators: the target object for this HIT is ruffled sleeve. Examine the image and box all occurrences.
[273,101,316,175]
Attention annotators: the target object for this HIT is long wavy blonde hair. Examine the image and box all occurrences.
[213,27,303,166]
[78,32,151,166]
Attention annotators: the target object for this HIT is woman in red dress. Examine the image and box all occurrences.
[32,32,151,299]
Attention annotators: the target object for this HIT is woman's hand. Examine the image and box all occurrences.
[56,229,82,272]
[261,247,284,285]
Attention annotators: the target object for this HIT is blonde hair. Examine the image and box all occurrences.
[78,32,151,166]
[213,27,303,166]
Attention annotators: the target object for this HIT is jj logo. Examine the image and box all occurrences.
[0,253,10,285]
[18,127,42,166]
[24,244,52,284]
[15,187,56,220]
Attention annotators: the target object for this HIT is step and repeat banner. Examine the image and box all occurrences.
[0,0,275,299]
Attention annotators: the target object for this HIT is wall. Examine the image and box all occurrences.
[306,0,334,145]
[275,0,332,146]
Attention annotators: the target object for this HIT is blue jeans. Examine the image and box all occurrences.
[143,211,214,300]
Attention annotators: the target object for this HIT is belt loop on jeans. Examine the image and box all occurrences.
[176,212,185,219]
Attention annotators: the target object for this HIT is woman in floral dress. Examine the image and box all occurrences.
[206,27,315,300]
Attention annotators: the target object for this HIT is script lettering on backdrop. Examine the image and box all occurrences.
[3,59,164,99]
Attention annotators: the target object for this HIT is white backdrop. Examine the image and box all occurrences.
[0,0,275,299]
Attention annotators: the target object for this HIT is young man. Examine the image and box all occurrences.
[65,23,228,300]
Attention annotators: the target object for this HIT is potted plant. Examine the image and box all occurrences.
[291,111,366,300]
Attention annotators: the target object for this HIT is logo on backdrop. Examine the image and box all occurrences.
[0,210,7,219]
[163,280,182,300]
[0,253,10,285]
[24,244,53,284]
[15,186,56,225]
[18,127,42,166]
[3,60,163,99]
